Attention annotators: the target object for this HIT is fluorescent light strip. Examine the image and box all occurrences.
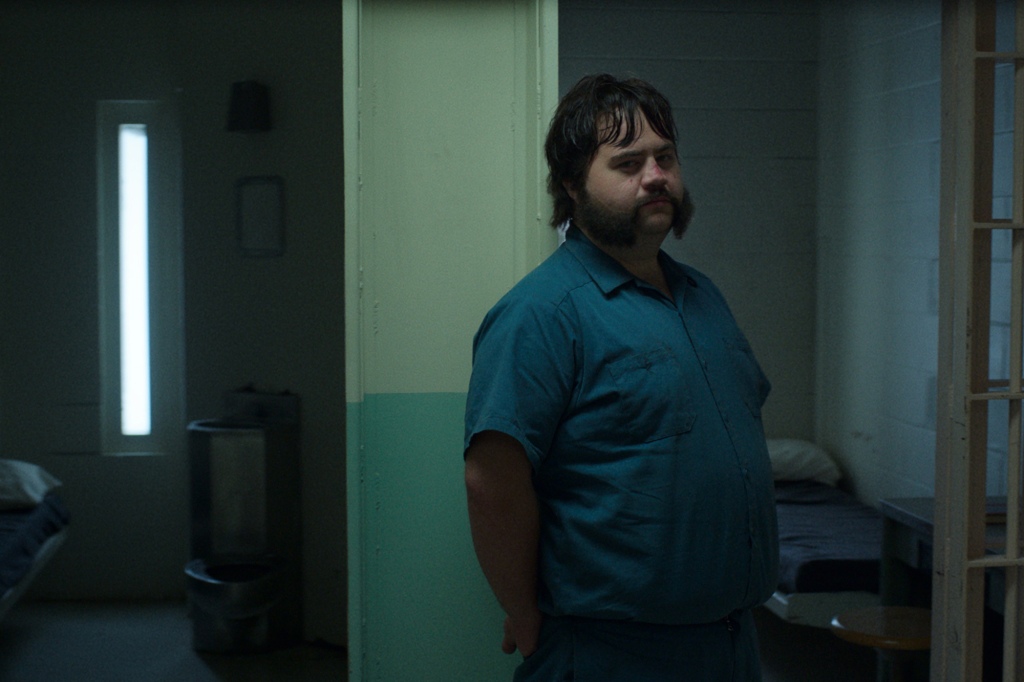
[118,124,151,436]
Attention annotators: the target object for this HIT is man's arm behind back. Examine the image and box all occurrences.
[465,430,544,657]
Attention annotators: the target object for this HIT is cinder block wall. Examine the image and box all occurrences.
[560,0,820,441]
[816,1,941,502]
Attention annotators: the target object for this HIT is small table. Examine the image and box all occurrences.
[880,497,1007,614]
[878,497,1009,681]
[878,498,935,609]
[830,606,931,682]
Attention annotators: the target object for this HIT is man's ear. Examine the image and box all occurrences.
[563,180,579,202]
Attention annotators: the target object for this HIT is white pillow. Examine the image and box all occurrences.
[0,459,62,510]
[766,439,842,486]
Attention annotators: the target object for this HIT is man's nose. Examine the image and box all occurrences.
[641,159,668,189]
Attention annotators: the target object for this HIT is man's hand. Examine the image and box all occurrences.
[502,610,543,657]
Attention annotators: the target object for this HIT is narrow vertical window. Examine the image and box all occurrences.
[118,124,151,436]
[98,99,183,456]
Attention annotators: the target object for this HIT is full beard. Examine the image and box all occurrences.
[573,186,693,249]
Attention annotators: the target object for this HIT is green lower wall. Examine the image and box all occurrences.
[349,392,518,681]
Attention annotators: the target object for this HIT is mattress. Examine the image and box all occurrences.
[774,480,882,594]
[0,493,70,594]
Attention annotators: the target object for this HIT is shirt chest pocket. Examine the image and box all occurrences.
[603,347,697,444]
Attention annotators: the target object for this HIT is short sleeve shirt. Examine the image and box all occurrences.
[464,226,779,625]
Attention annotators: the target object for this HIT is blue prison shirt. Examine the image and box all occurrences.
[464,225,779,625]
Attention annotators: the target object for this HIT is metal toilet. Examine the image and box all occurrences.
[184,390,302,653]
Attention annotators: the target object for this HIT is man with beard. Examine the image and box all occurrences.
[464,74,778,681]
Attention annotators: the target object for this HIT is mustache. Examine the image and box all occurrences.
[637,188,691,210]
[637,192,673,208]
[631,189,694,238]
[638,191,671,204]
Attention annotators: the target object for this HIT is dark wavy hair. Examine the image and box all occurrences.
[544,74,679,228]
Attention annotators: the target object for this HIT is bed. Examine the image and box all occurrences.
[763,439,883,628]
[0,459,69,623]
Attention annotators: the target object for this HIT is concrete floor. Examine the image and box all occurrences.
[0,600,347,682]
[0,600,877,682]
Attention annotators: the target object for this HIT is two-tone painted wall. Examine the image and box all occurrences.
[343,1,558,679]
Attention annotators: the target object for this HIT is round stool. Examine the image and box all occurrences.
[830,606,931,682]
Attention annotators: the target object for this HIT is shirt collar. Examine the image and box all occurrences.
[563,223,697,296]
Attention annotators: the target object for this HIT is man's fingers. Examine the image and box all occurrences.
[502,616,517,654]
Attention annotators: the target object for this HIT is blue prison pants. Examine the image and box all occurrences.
[513,610,762,682]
